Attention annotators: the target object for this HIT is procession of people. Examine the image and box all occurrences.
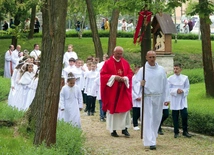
[3,42,192,150]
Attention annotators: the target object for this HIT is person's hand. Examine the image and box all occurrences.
[164,102,170,106]
[177,89,183,94]
[79,108,82,111]
[115,75,123,82]
[61,109,64,111]
[11,86,15,90]
[141,80,146,86]
[136,97,141,101]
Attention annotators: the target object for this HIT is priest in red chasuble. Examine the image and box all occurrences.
[100,46,133,137]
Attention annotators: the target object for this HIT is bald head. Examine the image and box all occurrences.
[146,50,156,66]
[113,46,124,60]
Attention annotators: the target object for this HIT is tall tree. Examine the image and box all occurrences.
[86,0,104,60]
[198,0,214,97]
[28,0,68,146]
[107,0,120,55]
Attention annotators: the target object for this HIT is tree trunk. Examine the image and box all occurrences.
[199,0,214,97]
[28,4,36,39]
[141,22,151,65]
[107,6,119,56]
[86,0,103,60]
[11,14,21,48]
[29,0,68,146]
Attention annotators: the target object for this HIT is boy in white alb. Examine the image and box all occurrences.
[168,62,191,138]
[63,44,78,68]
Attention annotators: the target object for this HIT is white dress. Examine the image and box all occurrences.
[11,49,19,70]
[24,77,39,110]
[15,71,35,111]
[59,85,83,128]
[30,50,41,60]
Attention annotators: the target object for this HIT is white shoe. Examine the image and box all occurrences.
[133,126,140,131]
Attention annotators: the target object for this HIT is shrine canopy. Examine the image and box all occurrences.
[151,13,177,55]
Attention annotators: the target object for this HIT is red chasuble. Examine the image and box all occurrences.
[100,56,133,114]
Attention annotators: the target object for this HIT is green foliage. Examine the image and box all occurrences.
[182,69,204,84]
[0,77,10,101]
[0,100,85,155]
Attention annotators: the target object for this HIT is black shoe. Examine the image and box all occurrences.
[84,109,88,112]
[91,112,94,116]
[174,133,179,138]
[122,128,130,137]
[87,112,90,116]
[100,118,106,122]
[111,130,119,137]
[183,132,192,138]
[150,145,156,150]
[158,130,164,135]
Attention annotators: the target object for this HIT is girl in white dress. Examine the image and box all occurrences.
[8,61,24,107]
[15,63,35,111]
[24,68,39,110]
[59,73,83,128]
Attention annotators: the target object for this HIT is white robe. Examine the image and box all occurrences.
[8,69,19,107]
[11,49,20,70]
[24,77,39,110]
[136,62,169,146]
[168,74,189,110]
[132,74,142,108]
[15,71,35,111]
[85,70,99,96]
[4,50,13,78]
[59,85,83,128]
[72,67,85,90]
[30,50,41,60]
[62,65,76,84]
[63,51,78,68]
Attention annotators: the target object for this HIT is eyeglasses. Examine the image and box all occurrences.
[149,56,156,58]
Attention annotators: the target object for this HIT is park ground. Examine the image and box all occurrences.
[81,105,214,155]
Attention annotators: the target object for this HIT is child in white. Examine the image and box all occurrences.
[85,62,99,115]
[8,61,24,107]
[16,63,35,111]
[132,65,141,131]
[62,57,76,84]
[24,69,39,110]
[60,73,83,128]
[168,62,191,138]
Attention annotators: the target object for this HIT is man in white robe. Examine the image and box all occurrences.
[11,45,21,70]
[168,62,191,138]
[63,44,78,68]
[136,51,169,150]
[4,45,14,78]
[30,44,41,60]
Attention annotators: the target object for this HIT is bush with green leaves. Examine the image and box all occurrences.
[181,68,204,84]
[0,77,10,101]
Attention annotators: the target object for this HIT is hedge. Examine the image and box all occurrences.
[1,29,214,40]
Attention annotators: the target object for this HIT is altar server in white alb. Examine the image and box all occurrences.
[4,45,14,78]
[11,45,21,70]
[136,50,169,150]
[59,73,83,128]
[63,44,78,68]
[168,62,191,138]
[30,44,41,60]
[132,65,141,131]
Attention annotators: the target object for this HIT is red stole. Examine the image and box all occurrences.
[100,56,133,114]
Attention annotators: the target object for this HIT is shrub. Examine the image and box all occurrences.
[181,68,204,84]
[0,77,10,101]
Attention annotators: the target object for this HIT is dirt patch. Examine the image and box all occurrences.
[81,105,214,155]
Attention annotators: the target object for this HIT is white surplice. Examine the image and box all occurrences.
[63,51,78,68]
[4,50,13,78]
[168,74,189,110]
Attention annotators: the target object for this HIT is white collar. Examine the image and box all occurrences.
[113,56,121,62]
